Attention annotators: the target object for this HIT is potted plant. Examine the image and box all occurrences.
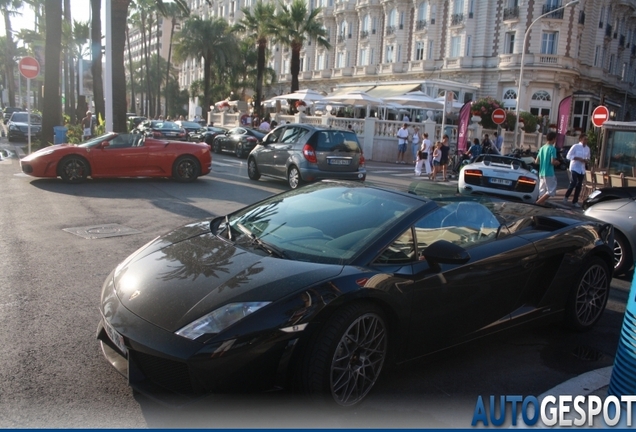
[295,100,307,112]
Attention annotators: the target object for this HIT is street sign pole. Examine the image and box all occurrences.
[27,77,31,154]
[18,57,40,154]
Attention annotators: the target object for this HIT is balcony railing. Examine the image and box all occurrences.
[503,6,519,20]
[360,30,369,39]
[541,4,564,19]
[451,13,464,26]
[386,25,396,35]
[416,19,427,30]
[337,35,346,43]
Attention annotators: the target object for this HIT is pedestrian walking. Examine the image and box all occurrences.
[440,134,450,181]
[535,131,560,205]
[82,111,93,141]
[396,123,409,164]
[411,126,421,164]
[563,134,591,208]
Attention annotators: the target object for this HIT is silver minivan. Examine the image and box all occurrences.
[247,123,366,189]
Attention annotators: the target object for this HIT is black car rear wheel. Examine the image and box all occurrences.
[298,302,388,407]
[564,256,610,331]
[172,156,200,183]
[213,141,221,154]
[287,165,303,189]
[613,231,633,275]
[58,156,90,183]
[247,157,260,180]
[235,144,244,158]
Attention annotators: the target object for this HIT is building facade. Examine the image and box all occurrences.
[182,0,636,132]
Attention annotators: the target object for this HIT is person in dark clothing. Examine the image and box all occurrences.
[440,134,450,181]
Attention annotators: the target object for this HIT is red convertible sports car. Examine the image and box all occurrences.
[20,132,212,183]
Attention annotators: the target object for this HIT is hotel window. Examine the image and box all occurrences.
[465,35,471,56]
[415,41,425,60]
[450,36,461,58]
[360,48,368,65]
[362,15,369,32]
[453,0,464,15]
[609,54,615,74]
[418,2,427,21]
[541,32,558,55]
[370,47,375,64]
[399,12,405,29]
[397,44,402,62]
[337,52,345,68]
[386,45,395,63]
[431,5,436,24]
[504,32,515,54]
[427,40,434,59]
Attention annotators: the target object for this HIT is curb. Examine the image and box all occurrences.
[538,366,612,400]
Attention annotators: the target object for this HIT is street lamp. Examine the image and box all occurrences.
[513,0,580,149]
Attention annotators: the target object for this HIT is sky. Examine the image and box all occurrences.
[0,1,93,35]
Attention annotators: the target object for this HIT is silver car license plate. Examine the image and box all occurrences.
[328,158,351,166]
[490,178,512,186]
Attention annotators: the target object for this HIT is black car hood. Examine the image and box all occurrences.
[113,221,343,332]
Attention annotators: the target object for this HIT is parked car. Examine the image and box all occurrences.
[212,126,266,158]
[582,186,636,210]
[187,126,228,145]
[97,181,613,407]
[584,197,636,275]
[3,106,24,123]
[20,132,211,183]
[7,112,42,142]
[127,114,147,128]
[458,154,539,202]
[247,124,366,189]
[135,120,187,141]
[175,120,203,136]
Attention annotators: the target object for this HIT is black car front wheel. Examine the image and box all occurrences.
[564,256,610,331]
[213,141,221,154]
[298,302,388,407]
[235,144,244,158]
[172,156,200,183]
[58,156,90,183]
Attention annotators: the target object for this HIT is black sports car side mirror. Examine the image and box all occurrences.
[422,240,470,272]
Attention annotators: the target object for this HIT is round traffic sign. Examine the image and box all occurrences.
[19,56,40,79]
[592,105,610,127]
[491,108,507,125]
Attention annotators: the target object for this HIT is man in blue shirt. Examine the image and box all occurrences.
[535,131,560,205]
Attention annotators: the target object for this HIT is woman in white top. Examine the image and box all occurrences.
[411,127,421,164]
[415,132,432,176]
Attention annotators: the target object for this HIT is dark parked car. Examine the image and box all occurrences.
[3,106,24,123]
[212,126,265,158]
[188,126,228,145]
[97,181,613,407]
[247,124,367,189]
[7,112,42,142]
[135,120,187,141]
[582,186,636,210]
[175,120,203,135]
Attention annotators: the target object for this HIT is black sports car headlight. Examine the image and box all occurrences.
[175,302,271,340]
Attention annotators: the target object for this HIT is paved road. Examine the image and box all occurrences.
[0,143,628,428]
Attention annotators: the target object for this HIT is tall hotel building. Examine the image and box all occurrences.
[181,0,636,132]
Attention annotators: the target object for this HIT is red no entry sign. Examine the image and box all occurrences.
[592,105,610,127]
[19,56,40,79]
[491,108,506,125]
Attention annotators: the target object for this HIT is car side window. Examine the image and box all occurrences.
[375,228,416,265]
[264,127,284,144]
[108,134,136,149]
[413,201,500,252]
[280,126,306,144]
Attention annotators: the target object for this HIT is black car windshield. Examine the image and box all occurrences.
[223,183,420,264]
[152,121,181,130]
[11,113,41,123]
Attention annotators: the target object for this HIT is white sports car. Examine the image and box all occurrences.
[458,155,539,202]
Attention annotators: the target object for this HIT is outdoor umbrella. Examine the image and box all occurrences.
[272,89,326,102]
[323,90,386,106]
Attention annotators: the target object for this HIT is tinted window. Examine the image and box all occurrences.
[280,126,307,143]
[312,130,360,152]
[11,113,41,123]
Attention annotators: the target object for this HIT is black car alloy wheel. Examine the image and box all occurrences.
[565,257,610,331]
[613,232,633,275]
[299,302,388,407]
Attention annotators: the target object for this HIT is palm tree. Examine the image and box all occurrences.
[160,2,189,118]
[234,0,277,118]
[42,0,62,147]
[276,0,330,93]
[72,21,90,121]
[0,0,22,107]
[174,16,237,120]
[90,0,104,123]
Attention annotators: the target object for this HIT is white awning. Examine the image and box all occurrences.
[329,85,376,96]
[367,84,421,99]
